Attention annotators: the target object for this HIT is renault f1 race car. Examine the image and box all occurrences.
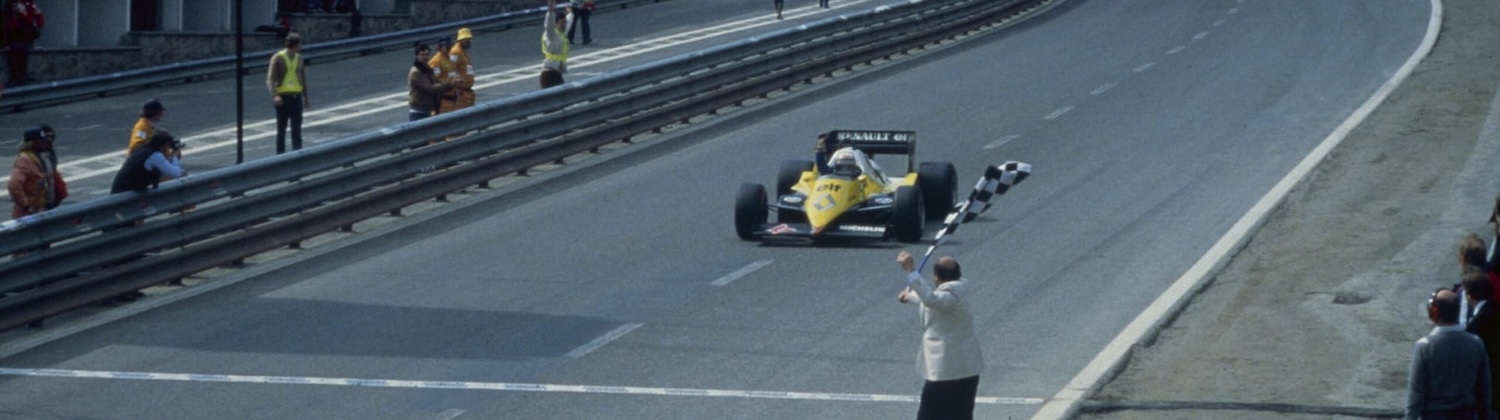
[734,130,957,243]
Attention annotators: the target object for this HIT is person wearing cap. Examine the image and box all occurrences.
[111,130,185,194]
[127,99,166,156]
[409,42,452,121]
[449,27,477,111]
[427,36,461,115]
[541,0,571,89]
[268,32,311,154]
[9,127,67,220]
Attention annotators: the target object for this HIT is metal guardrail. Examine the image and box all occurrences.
[0,0,1040,330]
[0,0,667,112]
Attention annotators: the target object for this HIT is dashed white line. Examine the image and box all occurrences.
[984,134,1019,150]
[1213,19,1226,27]
[75,124,104,130]
[566,323,644,358]
[0,367,1045,405]
[1166,46,1185,55]
[1193,31,1209,40]
[1132,62,1154,73]
[710,259,774,286]
[1044,106,1073,120]
[1228,7,1239,14]
[1091,83,1116,95]
[430,409,466,420]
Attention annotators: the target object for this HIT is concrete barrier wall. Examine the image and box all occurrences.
[411,0,534,27]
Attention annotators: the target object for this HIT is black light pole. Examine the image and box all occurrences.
[234,0,245,164]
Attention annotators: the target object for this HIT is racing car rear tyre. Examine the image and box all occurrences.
[735,183,769,241]
[892,186,924,243]
[778,160,814,195]
[918,162,957,221]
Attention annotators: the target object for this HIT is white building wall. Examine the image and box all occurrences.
[79,0,129,46]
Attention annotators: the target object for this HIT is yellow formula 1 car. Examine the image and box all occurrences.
[735,130,957,243]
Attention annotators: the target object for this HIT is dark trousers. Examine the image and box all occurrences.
[567,8,592,44]
[820,0,830,7]
[409,110,431,122]
[917,375,979,420]
[275,94,305,154]
[540,69,565,89]
[6,41,31,86]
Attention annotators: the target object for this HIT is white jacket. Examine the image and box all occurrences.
[903,272,984,381]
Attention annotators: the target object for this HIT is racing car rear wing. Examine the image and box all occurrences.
[823,130,917,171]
[824,130,916,155]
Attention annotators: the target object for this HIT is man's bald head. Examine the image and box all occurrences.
[1431,288,1462,325]
[934,257,962,283]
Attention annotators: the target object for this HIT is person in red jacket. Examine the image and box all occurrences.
[1,0,42,87]
[9,127,66,220]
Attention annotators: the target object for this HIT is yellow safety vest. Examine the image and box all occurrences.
[274,50,304,95]
[542,30,570,63]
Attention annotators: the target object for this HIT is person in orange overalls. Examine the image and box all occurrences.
[427,36,460,114]
[450,28,476,111]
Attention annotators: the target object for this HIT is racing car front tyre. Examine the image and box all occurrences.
[778,160,814,195]
[892,186,925,243]
[735,183,769,241]
[918,162,957,221]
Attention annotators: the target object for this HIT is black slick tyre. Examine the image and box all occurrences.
[918,161,957,221]
[891,186,924,243]
[735,183,768,241]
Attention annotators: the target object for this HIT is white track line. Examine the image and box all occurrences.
[565,322,644,358]
[1030,0,1443,418]
[0,0,880,199]
[710,259,775,286]
[0,367,1045,405]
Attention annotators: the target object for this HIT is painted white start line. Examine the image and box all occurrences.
[710,259,775,286]
[566,322,644,358]
[0,367,1045,405]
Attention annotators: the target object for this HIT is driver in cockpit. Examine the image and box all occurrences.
[816,133,869,178]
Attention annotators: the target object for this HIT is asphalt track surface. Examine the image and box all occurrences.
[0,0,1430,419]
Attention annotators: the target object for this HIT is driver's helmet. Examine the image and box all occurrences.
[829,147,862,177]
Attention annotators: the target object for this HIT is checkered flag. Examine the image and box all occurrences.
[920,161,1032,268]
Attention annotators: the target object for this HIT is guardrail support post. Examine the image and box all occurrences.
[288,241,301,249]
[389,208,402,216]
[436,194,449,203]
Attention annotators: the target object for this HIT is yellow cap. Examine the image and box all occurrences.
[456,27,474,41]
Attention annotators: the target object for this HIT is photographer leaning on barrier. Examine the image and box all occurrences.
[110,130,186,194]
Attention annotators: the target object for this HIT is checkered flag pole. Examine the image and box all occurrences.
[917,161,1032,271]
